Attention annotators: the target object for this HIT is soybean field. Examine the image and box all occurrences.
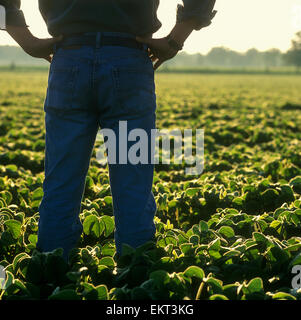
[0,70,301,300]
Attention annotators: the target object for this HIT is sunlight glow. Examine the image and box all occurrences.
[0,0,300,54]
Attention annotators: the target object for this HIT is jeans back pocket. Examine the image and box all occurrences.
[44,63,79,113]
[112,63,156,117]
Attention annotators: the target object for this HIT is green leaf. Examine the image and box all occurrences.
[96,285,108,300]
[192,225,201,236]
[272,292,296,300]
[4,220,22,239]
[0,191,12,205]
[168,200,177,208]
[66,271,81,283]
[285,243,301,254]
[223,250,241,258]
[85,176,94,188]
[3,270,14,291]
[218,226,235,238]
[104,196,112,205]
[294,199,301,208]
[226,208,240,215]
[208,238,222,259]
[273,208,286,219]
[0,198,6,208]
[223,284,239,300]
[243,277,264,294]
[289,252,301,267]
[12,253,30,277]
[209,294,229,300]
[100,215,115,237]
[183,266,205,280]
[120,243,136,256]
[208,238,221,251]
[25,254,43,284]
[233,197,244,206]
[291,213,300,226]
[162,236,177,246]
[185,188,200,197]
[180,243,194,255]
[189,235,199,245]
[83,215,104,237]
[290,176,301,190]
[101,243,115,257]
[149,270,170,288]
[81,283,98,300]
[206,277,223,295]
[44,252,69,284]
[6,164,18,172]
[280,185,295,202]
[32,187,43,201]
[28,234,38,245]
[13,279,28,293]
[99,257,115,268]
[252,232,268,244]
[199,220,208,233]
[12,252,30,271]
[267,246,289,264]
[269,220,282,233]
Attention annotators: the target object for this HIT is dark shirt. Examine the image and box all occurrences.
[0,0,216,37]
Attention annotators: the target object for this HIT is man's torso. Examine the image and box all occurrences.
[38,0,162,37]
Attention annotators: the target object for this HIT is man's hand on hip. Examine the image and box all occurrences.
[21,36,63,63]
[6,25,63,63]
[136,36,179,70]
[136,17,203,70]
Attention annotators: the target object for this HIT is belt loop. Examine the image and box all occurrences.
[96,32,102,49]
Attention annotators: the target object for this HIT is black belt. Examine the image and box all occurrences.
[56,33,146,51]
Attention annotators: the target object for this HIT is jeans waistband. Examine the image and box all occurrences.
[55,31,148,52]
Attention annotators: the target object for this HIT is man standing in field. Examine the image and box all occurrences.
[0,0,216,261]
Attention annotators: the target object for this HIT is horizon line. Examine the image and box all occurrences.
[0,43,290,55]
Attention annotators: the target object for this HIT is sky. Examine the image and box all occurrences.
[0,0,301,54]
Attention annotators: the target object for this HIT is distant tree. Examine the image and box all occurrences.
[206,47,232,67]
[245,48,262,67]
[263,49,282,68]
[284,31,301,70]
[195,53,205,66]
[227,50,244,68]
[9,61,16,70]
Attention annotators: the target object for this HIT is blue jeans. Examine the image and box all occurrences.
[37,32,157,261]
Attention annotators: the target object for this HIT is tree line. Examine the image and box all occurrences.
[0,31,301,69]
[164,31,301,69]
[164,48,284,69]
[0,45,285,68]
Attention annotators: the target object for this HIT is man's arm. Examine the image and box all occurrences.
[0,0,27,28]
[176,0,217,31]
[0,0,62,63]
[137,0,217,70]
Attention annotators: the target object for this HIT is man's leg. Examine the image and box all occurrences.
[96,44,158,258]
[37,46,98,260]
[100,115,157,258]
[37,109,99,261]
